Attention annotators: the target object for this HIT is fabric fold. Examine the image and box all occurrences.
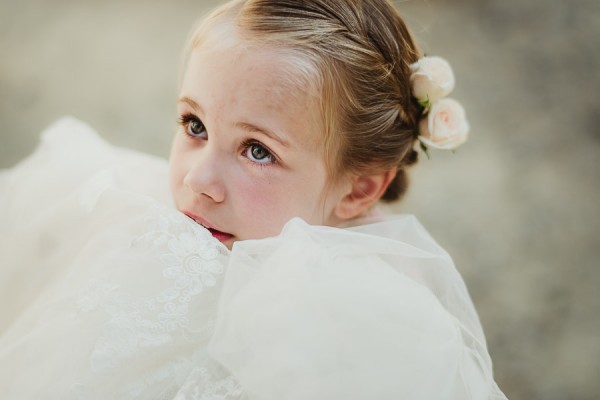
[0,118,507,399]
[208,218,503,400]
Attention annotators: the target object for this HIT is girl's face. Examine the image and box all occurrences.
[170,38,347,249]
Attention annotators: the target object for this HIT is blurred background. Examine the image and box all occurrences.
[0,0,598,398]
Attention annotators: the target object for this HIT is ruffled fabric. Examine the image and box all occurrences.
[0,118,507,399]
[208,217,504,400]
[0,118,229,399]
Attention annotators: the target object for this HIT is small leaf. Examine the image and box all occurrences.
[419,140,431,159]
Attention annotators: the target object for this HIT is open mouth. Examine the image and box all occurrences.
[183,212,234,243]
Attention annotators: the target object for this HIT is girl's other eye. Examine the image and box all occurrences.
[178,114,207,139]
[244,141,275,165]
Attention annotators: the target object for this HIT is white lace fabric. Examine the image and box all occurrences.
[0,118,507,399]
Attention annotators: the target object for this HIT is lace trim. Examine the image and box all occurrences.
[174,365,244,400]
[75,203,229,395]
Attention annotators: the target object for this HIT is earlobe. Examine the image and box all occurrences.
[334,169,397,220]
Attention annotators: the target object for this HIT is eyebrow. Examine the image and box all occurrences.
[235,122,291,148]
[178,96,204,113]
[178,96,291,148]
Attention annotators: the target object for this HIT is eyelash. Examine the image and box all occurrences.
[178,113,206,138]
[240,139,277,167]
[177,113,278,167]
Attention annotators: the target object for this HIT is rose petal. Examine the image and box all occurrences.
[410,56,455,104]
[418,98,469,150]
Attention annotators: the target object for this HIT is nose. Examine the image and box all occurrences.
[183,148,226,203]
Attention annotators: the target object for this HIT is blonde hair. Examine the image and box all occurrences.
[185,0,423,202]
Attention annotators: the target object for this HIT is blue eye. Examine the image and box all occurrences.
[178,114,207,139]
[188,119,205,137]
[245,142,275,164]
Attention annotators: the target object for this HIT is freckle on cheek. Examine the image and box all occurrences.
[242,183,270,205]
[240,182,282,218]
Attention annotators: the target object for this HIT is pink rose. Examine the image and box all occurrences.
[418,98,469,150]
[410,56,455,105]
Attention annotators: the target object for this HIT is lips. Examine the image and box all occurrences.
[182,211,234,243]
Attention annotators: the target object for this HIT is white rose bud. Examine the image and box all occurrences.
[418,98,469,150]
[410,56,455,105]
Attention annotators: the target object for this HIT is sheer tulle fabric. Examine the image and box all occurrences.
[0,118,506,399]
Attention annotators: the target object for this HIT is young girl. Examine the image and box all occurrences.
[0,0,506,399]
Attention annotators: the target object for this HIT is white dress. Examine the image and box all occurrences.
[0,118,507,399]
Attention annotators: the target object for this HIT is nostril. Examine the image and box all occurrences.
[181,154,226,203]
[185,176,225,203]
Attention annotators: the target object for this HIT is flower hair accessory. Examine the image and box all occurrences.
[410,56,469,152]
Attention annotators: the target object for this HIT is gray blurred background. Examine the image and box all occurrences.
[1,0,598,398]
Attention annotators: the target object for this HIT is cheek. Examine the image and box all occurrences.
[168,138,187,199]
[236,175,281,213]
[235,172,327,229]
[233,175,304,234]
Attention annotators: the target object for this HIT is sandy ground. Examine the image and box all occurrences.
[1,0,599,398]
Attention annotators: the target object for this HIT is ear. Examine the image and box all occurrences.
[334,169,397,221]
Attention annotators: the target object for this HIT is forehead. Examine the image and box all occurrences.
[189,30,319,98]
[182,35,323,150]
